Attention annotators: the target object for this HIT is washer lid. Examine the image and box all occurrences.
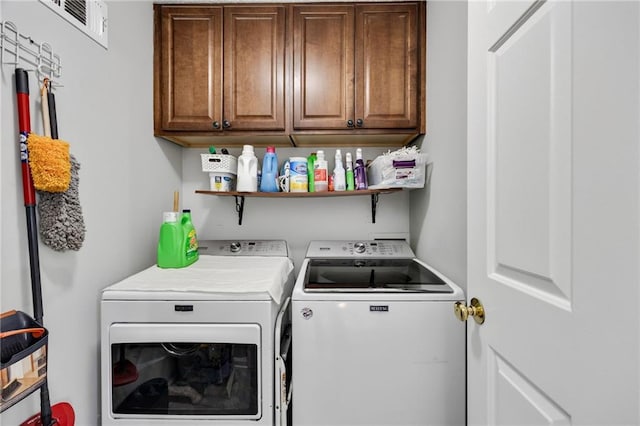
[304,258,454,293]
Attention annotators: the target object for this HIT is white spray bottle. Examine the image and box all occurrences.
[333,149,346,191]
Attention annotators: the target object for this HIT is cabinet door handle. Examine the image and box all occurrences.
[347,119,354,128]
[223,120,231,129]
[213,121,221,129]
[356,118,364,127]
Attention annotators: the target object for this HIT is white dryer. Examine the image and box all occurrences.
[100,240,294,426]
[291,240,466,426]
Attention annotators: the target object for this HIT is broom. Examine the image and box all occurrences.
[15,69,75,426]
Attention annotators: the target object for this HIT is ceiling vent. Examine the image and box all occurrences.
[39,0,108,49]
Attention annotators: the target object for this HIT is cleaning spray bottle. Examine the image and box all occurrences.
[354,148,368,190]
[314,150,329,192]
[307,152,316,192]
[346,152,355,191]
[181,209,199,266]
[259,146,279,192]
[333,149,346,192]
[236,145,258,192]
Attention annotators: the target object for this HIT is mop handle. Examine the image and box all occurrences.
[47,87,58,140]
[15,68,53,426]
[15,68,36,207]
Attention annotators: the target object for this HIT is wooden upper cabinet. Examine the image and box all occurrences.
[355,3,418,129]
[224,6,286,131]
[154,2,424,145]
[293,5,354,130]
[158,6,222,132]
[155,5,286,133]
[293,3,420,132]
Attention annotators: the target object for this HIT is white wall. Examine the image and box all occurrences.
[410,1,468,289]
[0,2,181,424]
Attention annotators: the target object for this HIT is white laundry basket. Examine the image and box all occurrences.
[201,154,237,192]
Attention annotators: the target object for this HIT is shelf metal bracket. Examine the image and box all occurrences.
[234,195,245,225]
[371,193,380,223]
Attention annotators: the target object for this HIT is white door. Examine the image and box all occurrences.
[467,1,639,425]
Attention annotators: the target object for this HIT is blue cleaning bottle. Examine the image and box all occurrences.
[259,146,279,192]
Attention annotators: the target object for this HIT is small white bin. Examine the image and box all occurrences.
[201,154,237,174]
[209,172,235,192]
[201,154,237,192]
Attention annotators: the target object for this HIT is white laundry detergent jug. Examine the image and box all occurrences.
[236,145,258,192]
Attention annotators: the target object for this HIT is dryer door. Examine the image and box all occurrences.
[106,323,261,421]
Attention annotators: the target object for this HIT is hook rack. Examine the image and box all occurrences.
[1,20,62,86]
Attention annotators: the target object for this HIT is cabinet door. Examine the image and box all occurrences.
[355,3,418,129]
[223,6,286,131]
[293,5,355,130]
[159,6,223,131]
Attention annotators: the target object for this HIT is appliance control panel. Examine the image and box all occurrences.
[198,240,289,257]
[305,240,415,259]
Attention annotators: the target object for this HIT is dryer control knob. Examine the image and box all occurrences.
[230,241,242,253]
[354,242,366,254]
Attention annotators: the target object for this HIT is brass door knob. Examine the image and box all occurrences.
[454,297,485,324]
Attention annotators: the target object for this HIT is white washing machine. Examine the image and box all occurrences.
[291,240,466,426]
[100,240,294,426]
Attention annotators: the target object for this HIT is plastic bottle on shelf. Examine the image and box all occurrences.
[314,150,329,192]
[345,152,355,191]
[354,148,368,190]
[259,146,279,192]
[236,145,258,192]
[181,209,199,266]
[307,152,316,192]
[333,149,346,192]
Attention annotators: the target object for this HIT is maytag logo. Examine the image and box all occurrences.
[370,305,389,312]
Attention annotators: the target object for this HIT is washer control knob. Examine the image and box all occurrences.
[230,241,242,253]
[354,242,366,254]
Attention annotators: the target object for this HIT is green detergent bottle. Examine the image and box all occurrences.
[181,209,199,266]
[307,152,316,192]
[157,211,183,268]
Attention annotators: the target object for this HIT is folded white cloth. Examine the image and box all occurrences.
[106,255,294,303]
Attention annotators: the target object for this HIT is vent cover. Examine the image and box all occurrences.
[39,0,108,49]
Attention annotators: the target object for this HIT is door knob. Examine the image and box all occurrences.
[356,118,363,127]
[213,121,221,129]
[347,119,354,128]
[454,297,485,324]
[223,120,231,129]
